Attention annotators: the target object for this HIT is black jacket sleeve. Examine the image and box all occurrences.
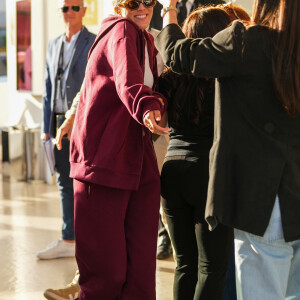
[155,21,246,78]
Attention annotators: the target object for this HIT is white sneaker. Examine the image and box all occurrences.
[36,239,75,260]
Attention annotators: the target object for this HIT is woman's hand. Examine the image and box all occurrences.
[55,114,75,150]
[160,0,179,27]
[143,110,170,135]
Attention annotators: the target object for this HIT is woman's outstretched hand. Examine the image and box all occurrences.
[143,110,170,135]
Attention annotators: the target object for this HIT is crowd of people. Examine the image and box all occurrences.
[39,0,300,299]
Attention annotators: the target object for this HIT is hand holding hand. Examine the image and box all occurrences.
[143,110,170,135]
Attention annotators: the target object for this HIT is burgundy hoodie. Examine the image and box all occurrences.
[70,16,167,190]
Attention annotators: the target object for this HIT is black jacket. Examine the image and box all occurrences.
[156,21,300,242]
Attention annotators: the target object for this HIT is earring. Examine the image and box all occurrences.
[114,7,122,16]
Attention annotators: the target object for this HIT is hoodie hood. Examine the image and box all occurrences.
[88,15,147,59]
[87,15,158,74]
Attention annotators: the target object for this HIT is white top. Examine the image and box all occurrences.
[144,44,154,88]
[148,28,164,75]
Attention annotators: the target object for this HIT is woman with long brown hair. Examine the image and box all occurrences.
[159,7,233,300]
[157,0,300,299]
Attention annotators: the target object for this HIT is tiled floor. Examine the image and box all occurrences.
[0,161,175,300]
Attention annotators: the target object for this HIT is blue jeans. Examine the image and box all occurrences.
[54,138,74,241]
[234,197,300,300]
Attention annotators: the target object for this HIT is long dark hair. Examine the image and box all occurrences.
[253,0,300,115]
[252,0,280,27]
[160,7,231,125]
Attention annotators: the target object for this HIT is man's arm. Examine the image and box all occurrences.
[41,46,53,142]
[55,114,75,150]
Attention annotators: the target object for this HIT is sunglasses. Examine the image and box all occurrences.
[119,0,157,11]
[60,6,84,13]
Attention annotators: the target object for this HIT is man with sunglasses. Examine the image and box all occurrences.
[38,0,95,261]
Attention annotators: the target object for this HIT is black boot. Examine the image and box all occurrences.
[156,233,172,260]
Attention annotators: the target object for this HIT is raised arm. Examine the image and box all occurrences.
[160,0,179,28]
[155,20,245,79]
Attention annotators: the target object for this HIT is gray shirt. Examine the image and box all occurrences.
[54,30,81,113]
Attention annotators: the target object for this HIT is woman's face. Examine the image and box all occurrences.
[120,1,154,31]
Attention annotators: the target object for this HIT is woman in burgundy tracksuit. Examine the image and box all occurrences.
[69,1,168,299]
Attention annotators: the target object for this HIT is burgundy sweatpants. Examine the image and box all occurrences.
[74,140,161,300]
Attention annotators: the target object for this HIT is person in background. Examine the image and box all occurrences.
[43,86,81,299]
[176,0,225,26]
[38,0,95,260]
[156,0,300,299]
[215,5,250,300]
[148,24,173,260]
[159,3,251,300]
[159,6,233,300]
[151,0,230,264]
[150,0,163,29]
[70,0,169,298]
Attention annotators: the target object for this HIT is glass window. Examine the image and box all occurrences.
[0,0,7,79]
[16,0,31,91]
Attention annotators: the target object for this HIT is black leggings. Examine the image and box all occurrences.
[161,156,233,300]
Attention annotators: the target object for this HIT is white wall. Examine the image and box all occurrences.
[2,0,112,130]
[4,0,42,129]
[101,2,114,20]
[0,81,8,126]
[31,0,46,96]
[233,0,254,13]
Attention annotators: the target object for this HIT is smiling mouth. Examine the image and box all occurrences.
[135,14,147,19]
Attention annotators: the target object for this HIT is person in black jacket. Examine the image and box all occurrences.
[150,0,164,30]
[156,0,300,299]
[159,7,232,300]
